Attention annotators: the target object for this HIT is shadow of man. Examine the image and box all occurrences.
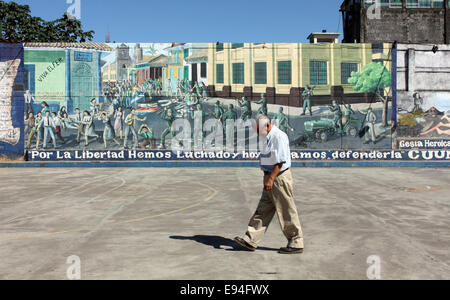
[170,235,278,252]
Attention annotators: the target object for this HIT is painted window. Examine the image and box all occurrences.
[277,61,292,85]
[232,63,245,84]
[254,62,267,84]
[184,48,189,59]
[24,65,35,94]
[232,43,244,49]
[216,64,224,84]
[216,43,224,52]
[184,66,189,80]
[310,61,328,85]
[201,63,207,78]
[341,63,358,84]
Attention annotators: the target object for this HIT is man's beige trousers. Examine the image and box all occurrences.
[243,169,304,249]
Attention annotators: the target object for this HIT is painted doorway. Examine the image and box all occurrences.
[71,62,94,111]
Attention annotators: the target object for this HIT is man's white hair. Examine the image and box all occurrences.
[253,114,271,131]
[255,114,271,126]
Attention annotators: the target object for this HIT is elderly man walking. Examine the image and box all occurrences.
[234,115,304,254]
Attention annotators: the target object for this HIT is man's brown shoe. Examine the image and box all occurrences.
[279,247,304,254]
[233,237,257,251]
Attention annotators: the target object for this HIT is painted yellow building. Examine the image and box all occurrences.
[102,62,118,84]
[207,42,392,106]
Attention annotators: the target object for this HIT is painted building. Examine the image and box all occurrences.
[185,47,208,86]
[207,41,390,106]
[102,43,133,85]
[0,41,25,159]
[166,43,187,93]
[24,43,112,113]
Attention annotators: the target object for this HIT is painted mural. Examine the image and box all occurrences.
[0,42,24,159]
[395,44,450,149]
[21,42,394,155]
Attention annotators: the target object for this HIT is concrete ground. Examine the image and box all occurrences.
[0,167,449,280]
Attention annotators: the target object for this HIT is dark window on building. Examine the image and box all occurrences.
[184,48,189,59]
[310,61,328,85]
[254,62,267,84]
[277,61,292,85]
[216,43,224,52]
[200,63,207,78]
[341,63,358,84]
[216,64,224,84]
[232,43,244,49]
[232,63,245,84]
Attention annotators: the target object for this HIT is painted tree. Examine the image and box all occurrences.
[0,1,94,42]
[348,62,392,127]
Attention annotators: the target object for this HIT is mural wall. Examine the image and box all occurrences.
[0,42,447,162]
[20,42,395,157]
[395,44,450,150]
[0,42,24,159]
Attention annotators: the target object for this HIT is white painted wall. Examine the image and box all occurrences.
[397,44,450,112]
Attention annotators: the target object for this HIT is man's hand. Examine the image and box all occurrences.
[264,177,275,191]
[264,163,283,191]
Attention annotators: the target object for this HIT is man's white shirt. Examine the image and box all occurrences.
[260,126,291,172]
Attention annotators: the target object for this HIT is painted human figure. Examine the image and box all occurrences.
[329,100,343,132]
[26,112,40,149]
[238,96,252,121]
[224,104,238,145]
[159,108,177,149]
[24,90,35,118]
[73,108,84,144]
[114,106,124,139]
[139,124,156,149]
[124,108,146,149]
[255,93,268,116]
[52,112,65,145]
[421,112,450,136]
[193,104,208,147]
[275,107,294,134]
[90,98,99,116]
[412,92,423,113]
[301,85,314,116]
[363,107,378,144]
[213,101,224,132]
[201,82,208,99]
[344,104,355,120]
[81,111,100,147]
[194,81,202,98]
[39,110,57,149]
[100,112,121,148]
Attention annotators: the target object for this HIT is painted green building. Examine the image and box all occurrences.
[24,43,113,113]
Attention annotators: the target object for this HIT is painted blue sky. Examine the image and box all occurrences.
[5,0,344,43]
